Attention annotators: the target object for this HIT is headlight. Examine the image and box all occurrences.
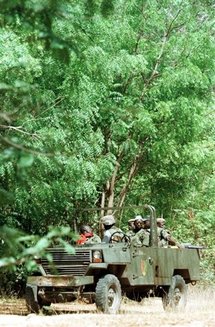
[92,250,103,263]
[34,256,41,264]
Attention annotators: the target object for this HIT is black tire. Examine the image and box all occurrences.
[162,275,187,312]
[25,285,41,313]
[39,299,51,307]
[95,274,122,314]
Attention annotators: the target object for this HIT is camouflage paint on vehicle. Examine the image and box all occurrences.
[25,205,202,314]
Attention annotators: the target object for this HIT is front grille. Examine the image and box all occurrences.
[41,248,91,276]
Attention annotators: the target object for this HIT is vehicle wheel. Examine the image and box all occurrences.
[95,274,122,314]
[39,299,51,307]
[25,285,41,313]
[162,275,187,312]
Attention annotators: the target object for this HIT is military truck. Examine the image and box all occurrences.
[25,205,202,314]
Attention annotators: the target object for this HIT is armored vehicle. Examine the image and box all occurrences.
[25,205,202,314]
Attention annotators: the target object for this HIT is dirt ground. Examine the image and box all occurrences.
[0,286,214,327]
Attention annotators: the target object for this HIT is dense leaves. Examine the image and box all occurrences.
[0,0,214,283]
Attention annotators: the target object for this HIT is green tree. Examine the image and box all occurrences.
[0,1,214,282]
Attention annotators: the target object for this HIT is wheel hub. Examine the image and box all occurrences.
[107,287,115,306]
[174,287,181,304]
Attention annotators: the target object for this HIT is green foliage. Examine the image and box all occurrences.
[167,206,215,283]
[0,0,214,284]
[0,224,77,295]
[0,225,76,269]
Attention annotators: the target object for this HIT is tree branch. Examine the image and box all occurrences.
[107,160,121,214]
[101,148,124,215]
[0,124,39,137]
[116,155,139,211]
[0,135,53,157]
[140,6,184,100]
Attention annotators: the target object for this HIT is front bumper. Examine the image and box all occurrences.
[27,275,94,287]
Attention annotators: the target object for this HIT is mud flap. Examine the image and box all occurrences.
[25,284,40,313]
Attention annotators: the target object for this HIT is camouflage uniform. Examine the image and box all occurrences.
[126,216,144,236]
[126,229,136,238]
[102,226,123,243]
[126,216,150,246]
[77,224,101,245]
[157,227,169,247]
[85,234,101,244]
[157,218,171,247]
[127,218,135,233]
[157,227,183,248]
[131,229,150,247]
[101,215,124,243]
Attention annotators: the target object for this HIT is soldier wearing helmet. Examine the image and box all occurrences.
[156,218,168,247]
[126,215,150,247]
[133,216,144,232]
[157,218,183,248]
[157,217,166,228]
[126,215,144,238]
[127,218,135,231]
[100,215,123,243]
[76,224,101,245]
[143,216,151,230]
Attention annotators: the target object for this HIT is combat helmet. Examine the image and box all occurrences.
[134,215,143,222]
[101,215,115,226]
[157,218,165,223]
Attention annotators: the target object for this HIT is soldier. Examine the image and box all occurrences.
[100,215,123,243]
[157,218,169,247]
[76,224,101,245]
[157,217,165,228]
[133,215,145,233]
[126,215,143,238]
[128,218,135,231]
[157,218,183,248]
[126,218,135,238]
[131,226,150,247]
[129,216,150,247]
[143,216,151,231]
